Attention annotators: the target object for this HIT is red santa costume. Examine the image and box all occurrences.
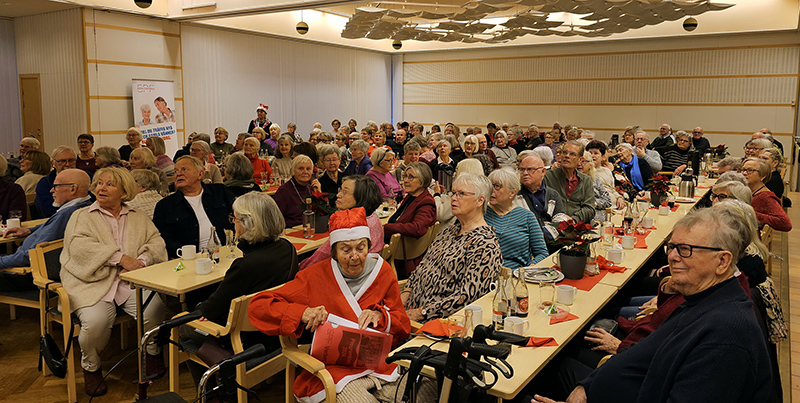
[248,207,410,403]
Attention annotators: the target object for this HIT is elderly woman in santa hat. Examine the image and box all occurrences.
[249,207,410,403]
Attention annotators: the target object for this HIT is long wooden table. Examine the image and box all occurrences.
[392,184,715,402]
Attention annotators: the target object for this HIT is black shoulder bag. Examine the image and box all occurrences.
[38,282,75,379]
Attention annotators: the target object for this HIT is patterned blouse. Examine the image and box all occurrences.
[406,221,502,320]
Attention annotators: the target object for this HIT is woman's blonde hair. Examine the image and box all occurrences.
[131,147,156,168]
[91,167,139,203]
[146,136,166,156]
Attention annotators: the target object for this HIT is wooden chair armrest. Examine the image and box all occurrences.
[2,266,31,275]
[54,286,72,314]
[34,278,62,289]
[186,319,227,338]
[280,336,327,374]
[597,354,613,368]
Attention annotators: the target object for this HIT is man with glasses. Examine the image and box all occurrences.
[0,169,91,289]
[543,141,596,223]
[743,138,772,159]
[633,131,662,172]
[34,145,78,217]
[535,207,770,403]
[753,129,784,155]
[691,126,710,153]
[153,156,235,259]
[514,155,565,239]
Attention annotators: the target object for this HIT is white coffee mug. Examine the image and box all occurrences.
[641,217,654,229]
[556,285,578,305]
[504,316,530,336]
[464,304,484,324]
[177,245,196,260]
[488,280,498,293]
[637,201,649,212]
[658,205,670,216]
[607,248,625,264]
[621,235,636,249]
[195,257,216,275]
[6,218,20,229]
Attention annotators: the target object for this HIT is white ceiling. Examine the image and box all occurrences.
[7,0,800,53]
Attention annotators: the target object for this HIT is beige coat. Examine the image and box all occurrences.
[60,206,167,312]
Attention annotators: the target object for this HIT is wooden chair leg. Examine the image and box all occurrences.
[237,364,248,403]
[120,321,129,350]
[285,362,296,403]
[169,326,181,394]
[9,305,16,320]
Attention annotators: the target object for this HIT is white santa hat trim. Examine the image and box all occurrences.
[329,226,370,245]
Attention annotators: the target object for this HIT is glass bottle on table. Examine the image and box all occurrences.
[622,202,634,235]
[492,269,510,330]
[302,198,315,239]
[207,227,221,263]
[504,267,516,316]
[513,268,529,317]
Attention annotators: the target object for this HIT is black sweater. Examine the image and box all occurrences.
[580,278,771,403]
[196,238,298,324]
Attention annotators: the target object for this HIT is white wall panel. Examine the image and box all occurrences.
[181,25,392,138]
[0,19,21,155]
[15,9,85,153]
[403,33,800,158]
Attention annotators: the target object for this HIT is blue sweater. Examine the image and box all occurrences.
[34,170,58,218]
[0,196,92,269]
[484,206,549,269]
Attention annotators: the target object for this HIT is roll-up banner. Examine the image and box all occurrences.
[132,79,180,157]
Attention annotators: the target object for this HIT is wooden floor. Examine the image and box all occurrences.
[1,193,797,403]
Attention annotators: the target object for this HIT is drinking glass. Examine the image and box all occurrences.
[224,229,237,259]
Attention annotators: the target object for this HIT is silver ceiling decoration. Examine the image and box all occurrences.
[340,0,734,44]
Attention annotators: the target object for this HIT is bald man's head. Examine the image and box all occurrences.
[56,169,90,198]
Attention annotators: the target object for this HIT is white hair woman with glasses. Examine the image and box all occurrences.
[366,147,402,201]
[614,143,652,193]
[741,157,791,231]
[485,168,548,270]
[402,173,502,322]
[181,192,298,385]
[434,158,484,234]
[318,144,343,206]
[491,130,518,169]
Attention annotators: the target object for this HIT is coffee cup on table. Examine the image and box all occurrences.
[607,247,625,264]
[556,285,578,305]
[642,217,654,229]
[621,235,636,249]
[195,257,216,275]
[6,218,21,230]
[658,205,670,216]
[464,304,483,324]
[504,316,530,335]
[177,245,196,260]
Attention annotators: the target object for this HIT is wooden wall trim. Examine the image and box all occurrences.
[84,22,180,38]
[404,74,797,85]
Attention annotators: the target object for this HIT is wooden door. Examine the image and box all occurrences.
[19,74,43,150]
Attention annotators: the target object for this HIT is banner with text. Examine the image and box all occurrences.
[132,79,180,157]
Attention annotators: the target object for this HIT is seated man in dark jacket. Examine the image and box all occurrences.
[532,207,771,403]
[153,156,234,260]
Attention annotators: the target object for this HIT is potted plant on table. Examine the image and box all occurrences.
[548,219,601,280]
[646,175,672,208]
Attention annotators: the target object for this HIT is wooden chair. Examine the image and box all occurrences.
[760,225,774,275]
[384,222,440,279]
[0,265,37,320]
[30,240,132,403]
[169,291,286,403]
[25,193,36,220]
[280,335,336,403]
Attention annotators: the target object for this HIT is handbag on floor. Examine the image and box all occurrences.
[38,282,75,379]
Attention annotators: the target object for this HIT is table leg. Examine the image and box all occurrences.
[136,286,144,382]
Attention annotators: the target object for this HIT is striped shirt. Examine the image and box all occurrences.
[485,206,549,269]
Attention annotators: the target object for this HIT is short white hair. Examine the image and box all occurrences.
[453,173,492,214]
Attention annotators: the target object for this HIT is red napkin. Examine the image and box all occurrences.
[595,255,627,273]
[418,319,464,337]
[649,205,679,212]
[286,230,329,240]
[292,242,306,250]
[525,337,558,347]
[559,269,608,291]
[697,185,711,189]
[550,312,579,325]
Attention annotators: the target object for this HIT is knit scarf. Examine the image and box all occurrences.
[622,155,645,190]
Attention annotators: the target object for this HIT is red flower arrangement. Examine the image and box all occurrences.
[646,175,672,195]
[548,219,600,256]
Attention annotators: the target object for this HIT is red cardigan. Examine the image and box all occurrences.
[383,190,436,244]
[752,190,791,232]
[246,154,272,185]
